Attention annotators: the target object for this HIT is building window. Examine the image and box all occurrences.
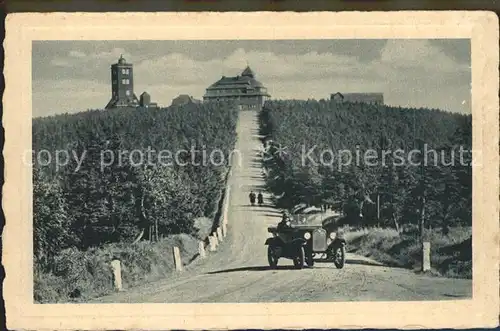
[122,79,129,85]
[122,68,130,75]
[126,90,130,96]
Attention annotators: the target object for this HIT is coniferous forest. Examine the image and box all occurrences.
[259,99,472,276]
[33,102,238,301]
[259,99,472,230]
[33,97,473,301]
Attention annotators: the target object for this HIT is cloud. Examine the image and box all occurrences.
[89,47,133,62]
[69,50,86,58]
[33,79,110,116]
[50,58,71,67]
[49,47,134,70]
[379,39,470,72]
[133,47,366,87]
[34,40,471,117]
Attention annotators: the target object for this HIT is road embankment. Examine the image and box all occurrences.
[344,226,472,279]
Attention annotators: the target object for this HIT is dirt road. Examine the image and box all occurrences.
[94,111,472,303]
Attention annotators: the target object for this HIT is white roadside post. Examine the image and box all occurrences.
[209,236,217,252]
[212,232,219,246]
[198,241,206,258]
[222,223,228,237]
[223,187,231,226]
[422,241,431,272]
[217,227,223,242]
[110,259,123,292]
[173,246,183,272]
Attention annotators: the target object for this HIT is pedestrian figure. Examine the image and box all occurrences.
[257,191,264,206]
[249,191,256,206]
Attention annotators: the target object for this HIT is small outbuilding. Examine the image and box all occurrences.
[140,92,151,107]
[331,92,384,105]
[171,94,201,107]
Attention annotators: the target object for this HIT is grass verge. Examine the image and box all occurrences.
[343,226,472,279]
[34,233,201,303]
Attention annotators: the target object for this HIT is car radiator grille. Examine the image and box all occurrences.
[312,228,327,252]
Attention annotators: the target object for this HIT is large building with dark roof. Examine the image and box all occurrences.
[203,66,270,110]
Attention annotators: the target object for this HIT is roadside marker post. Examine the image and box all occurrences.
[110,259,123,291]
[208,236,216,252]
[173,246,183,271]
[217,227,223,242]
[422,241,431,271]
[222,186,231,226]
[198,241,206,258]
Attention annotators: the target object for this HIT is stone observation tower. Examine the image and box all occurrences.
[203,66,270,110]
[105,55,140,109]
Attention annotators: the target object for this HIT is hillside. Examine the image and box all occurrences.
[258,99,472,277]
[33,101,239,301]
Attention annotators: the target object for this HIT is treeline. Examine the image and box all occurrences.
[33,102,238,270]
[259,99,472,232]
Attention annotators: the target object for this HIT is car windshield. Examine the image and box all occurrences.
[290,209,340,226]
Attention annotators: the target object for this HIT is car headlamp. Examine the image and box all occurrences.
[304,232,311,240]
[286,221,291,227]
[329,232,336,240]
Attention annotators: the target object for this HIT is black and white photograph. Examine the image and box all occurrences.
[3,11,499,330]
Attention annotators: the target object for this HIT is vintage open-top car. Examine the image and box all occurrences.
[265,221,346,269]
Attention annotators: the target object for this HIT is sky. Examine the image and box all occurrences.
[32,39,471,117]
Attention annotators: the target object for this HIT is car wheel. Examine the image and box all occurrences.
[333,245,346,269]
[293,246,305,269]
[267,246,278,268]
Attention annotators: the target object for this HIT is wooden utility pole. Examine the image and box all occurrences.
[376,194,380,221]
[419,196,426,242]
[418,139,430,271]
[155,218,158,242]
[417,139,426,243]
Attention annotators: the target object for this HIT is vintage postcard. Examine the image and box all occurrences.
[3,11,499,330]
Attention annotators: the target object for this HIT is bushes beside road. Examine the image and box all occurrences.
[34,233,201,303]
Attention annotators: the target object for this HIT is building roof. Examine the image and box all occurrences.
[118,55,127,65]
[171,94,201,106]
[112,54,132,67]
[241,66,255,78]
[140,91,150,97]
[331,92,384,104]
[206,66,266,90]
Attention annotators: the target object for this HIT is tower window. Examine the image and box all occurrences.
[126,90,130,96]
[122,68,130,75]
[122,79,130,85]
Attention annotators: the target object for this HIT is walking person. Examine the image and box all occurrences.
[257,191,264,206]
[249,191,256,206]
